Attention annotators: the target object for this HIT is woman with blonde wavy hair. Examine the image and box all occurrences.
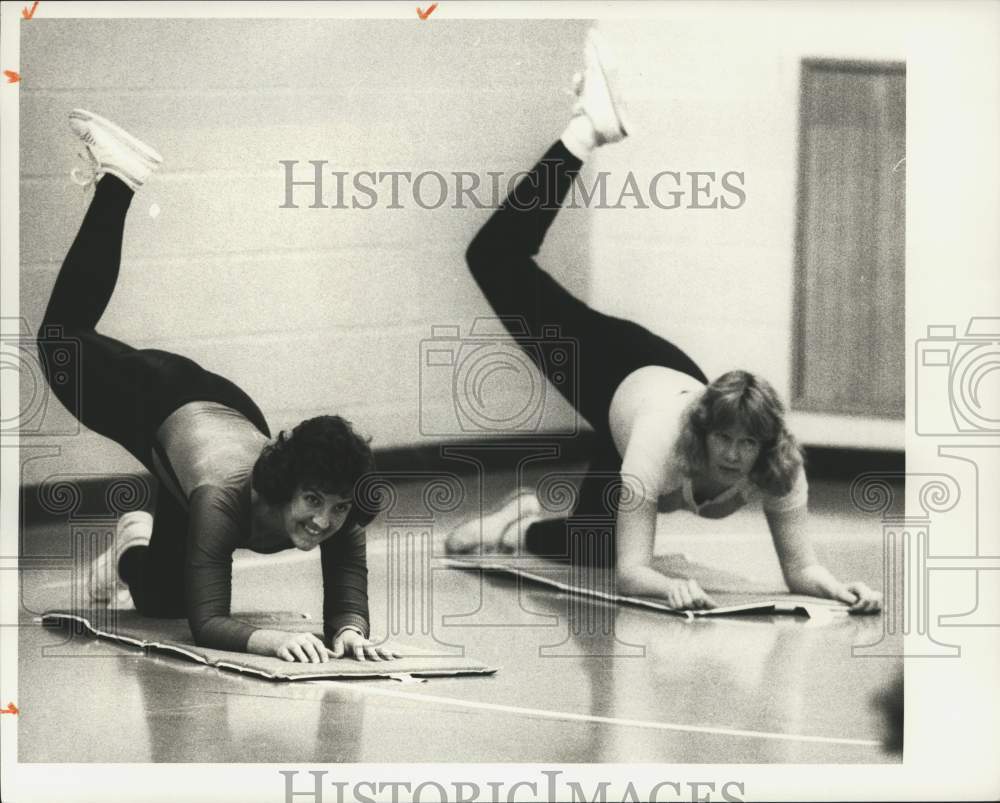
[672,369,805,500]
[445,29,882,614]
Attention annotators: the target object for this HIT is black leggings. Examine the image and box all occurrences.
[465,141,708,560]
[39,176,270,616]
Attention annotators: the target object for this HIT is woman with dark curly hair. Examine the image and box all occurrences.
[40,108,397,662]
[446,30,882,614]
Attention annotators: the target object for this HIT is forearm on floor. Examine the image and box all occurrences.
[245,628,289,657]
[784,563,842,597]
[614,496,663,591]
[765,506,832,594]
[188,613,257,653]
[615,563,689,597]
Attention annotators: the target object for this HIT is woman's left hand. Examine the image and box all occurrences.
[330,629,401,661]
[832,581,883,614]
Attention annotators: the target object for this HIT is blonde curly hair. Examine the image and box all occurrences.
[673,370,804,496]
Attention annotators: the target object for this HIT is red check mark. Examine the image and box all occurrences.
[23,1,40,19]
[416,3,437,20]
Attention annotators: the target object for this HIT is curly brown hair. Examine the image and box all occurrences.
[252,415,377,529]
[673,370,804,496]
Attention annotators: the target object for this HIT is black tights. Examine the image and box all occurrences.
[39,176,269,615]
[465,141,707,561]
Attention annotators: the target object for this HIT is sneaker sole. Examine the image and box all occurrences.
[88,512,152,601]
[69,108,164,165]
[88,552,118,602]
[115,512,153,558]
[586,29,631,137]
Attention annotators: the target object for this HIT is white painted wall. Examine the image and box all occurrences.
[591,10,909,448]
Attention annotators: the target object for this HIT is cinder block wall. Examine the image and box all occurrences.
[18,13,911,489]
[19,19,591,484]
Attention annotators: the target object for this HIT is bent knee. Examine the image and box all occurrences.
[465,232,492,277]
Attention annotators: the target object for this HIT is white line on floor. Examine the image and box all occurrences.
[305,681,881,748]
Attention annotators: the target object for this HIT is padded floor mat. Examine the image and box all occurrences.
[41,609,497,681]
[443,557,854,620]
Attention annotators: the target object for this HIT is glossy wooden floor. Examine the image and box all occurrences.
[17,472,902,763]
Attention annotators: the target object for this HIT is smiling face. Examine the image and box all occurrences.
[704,425,762,487]
[282,486,354,550]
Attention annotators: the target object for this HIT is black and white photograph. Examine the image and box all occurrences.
[0,1,997,801]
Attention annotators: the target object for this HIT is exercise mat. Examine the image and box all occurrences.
[41,609,497,681]
[442,557,853,620]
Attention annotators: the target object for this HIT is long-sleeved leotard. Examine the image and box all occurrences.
[153,401,371,651]
[40,175,371,650]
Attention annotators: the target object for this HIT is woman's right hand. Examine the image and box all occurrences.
[273,631,332,663]
[617,565,717,610]
[658,577,716,610]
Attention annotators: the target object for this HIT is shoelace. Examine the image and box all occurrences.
[565,72,585,116]
[70,147,101,190]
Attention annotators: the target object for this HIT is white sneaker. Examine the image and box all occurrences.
[89,510,153,604]
[572,28,630,145]
[68,108,163,191]
[445,490,543,555]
